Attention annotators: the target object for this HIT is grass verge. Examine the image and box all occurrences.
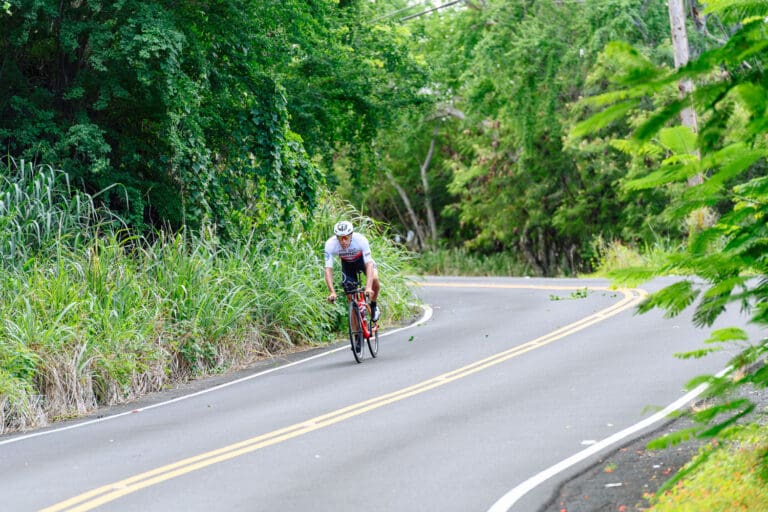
[649,422,768,511]
[0,159,416,433]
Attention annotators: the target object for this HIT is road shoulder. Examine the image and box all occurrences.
[540,385,768,512]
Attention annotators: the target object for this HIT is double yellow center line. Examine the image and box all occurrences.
[42,283,645,512]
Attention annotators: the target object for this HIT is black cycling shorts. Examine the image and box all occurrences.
[340,258,368,292]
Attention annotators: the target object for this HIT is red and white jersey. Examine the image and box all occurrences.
[324,232,374,268]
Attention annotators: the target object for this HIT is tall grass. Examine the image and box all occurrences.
[0,159,121,267]
[585,234,680,278]
[410,246,532,277]
[0,159,416,433]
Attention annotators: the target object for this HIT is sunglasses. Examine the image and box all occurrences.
[337,235,351,242]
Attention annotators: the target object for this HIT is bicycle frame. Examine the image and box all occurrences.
[346,286,373,339]
[341,274,379,362]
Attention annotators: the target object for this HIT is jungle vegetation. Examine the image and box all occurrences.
[2,1,768,506]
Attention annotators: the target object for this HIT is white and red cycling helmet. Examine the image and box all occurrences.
[333,220,354,237]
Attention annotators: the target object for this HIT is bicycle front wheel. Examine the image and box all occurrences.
[365,304,379,358]
[367,326,379,358]
[348,302,364,363]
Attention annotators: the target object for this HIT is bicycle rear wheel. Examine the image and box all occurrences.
[348,302,364,363]
[365,304,379,358]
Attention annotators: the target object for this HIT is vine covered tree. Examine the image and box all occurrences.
[0,0,425,235]
[371,0,717,275]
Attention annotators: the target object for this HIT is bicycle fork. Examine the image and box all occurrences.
[357,300,378,339]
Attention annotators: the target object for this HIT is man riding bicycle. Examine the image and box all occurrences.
[324,220,381,322]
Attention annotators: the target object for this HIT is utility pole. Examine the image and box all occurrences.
[668,0,703,186]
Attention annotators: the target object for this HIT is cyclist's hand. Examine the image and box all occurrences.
[327,292,337,303]
[364,288,373,300]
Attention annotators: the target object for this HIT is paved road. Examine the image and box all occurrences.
[0,276,752,511]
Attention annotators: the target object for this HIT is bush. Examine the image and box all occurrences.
[410,246,531,276]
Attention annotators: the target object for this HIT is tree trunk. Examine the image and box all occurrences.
[420,126,439,246]
[668,0,703,186]
[519,229,546,276]
[385,171,426,250]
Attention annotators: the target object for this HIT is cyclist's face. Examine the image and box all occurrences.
[337,235,351,248]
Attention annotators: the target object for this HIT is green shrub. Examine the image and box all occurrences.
[410,246,531,276]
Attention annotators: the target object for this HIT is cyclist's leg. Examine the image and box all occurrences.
[370,264,380,302]
[366,263,380,321]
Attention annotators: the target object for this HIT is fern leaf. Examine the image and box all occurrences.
[570,99,639,138]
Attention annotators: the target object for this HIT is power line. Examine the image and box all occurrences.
[370,3,424,23]
[386,0,590,25]
[400,0,465,21]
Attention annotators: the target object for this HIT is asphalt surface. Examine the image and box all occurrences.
[1,276,762,512]
[540,385,768,512]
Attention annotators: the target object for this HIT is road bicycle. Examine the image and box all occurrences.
[341,276,379,363]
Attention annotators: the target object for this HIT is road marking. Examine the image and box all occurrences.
[486,370,730,512]
[41,283,645,512]
[0,304,434,448]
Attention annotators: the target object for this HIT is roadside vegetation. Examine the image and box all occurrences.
[650,423,768,511]
[410,247,531,277]
[2,0,768,508]
[571,1,768,507]
[0,158,415,433]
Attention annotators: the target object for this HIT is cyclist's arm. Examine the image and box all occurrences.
[323,240,337,302]
[324,266,335,293]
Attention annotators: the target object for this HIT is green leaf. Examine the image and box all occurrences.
[624,162,691,191]
[570,99,639,138]
[602,41,663,86]
[686,144,766,200]
[658,126,697,155]
[647,426,700,450]
[674,347,722,359]
[702,279,746,303]
[693,294,730,327]
[633,98,687,142]
[699,400,755,438]
[703,0,768,20]
[637,280,699,318]
[731,82,768,117]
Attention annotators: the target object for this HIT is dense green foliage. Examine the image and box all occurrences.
[0,158,415,432]
[572,0,768,498]
[410,246,531,277]
[3,5,767,494]
[0,0,425,235]
[370,0,722,275]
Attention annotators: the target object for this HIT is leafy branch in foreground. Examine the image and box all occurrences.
[572,2,768,453]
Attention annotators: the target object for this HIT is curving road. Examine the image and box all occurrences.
[0,276,753,512]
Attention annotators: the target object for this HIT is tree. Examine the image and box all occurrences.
[0,0,426,236]
[572,0,768,446]
[377,0,678,274]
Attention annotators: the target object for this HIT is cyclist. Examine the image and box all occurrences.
[324,220,381,322]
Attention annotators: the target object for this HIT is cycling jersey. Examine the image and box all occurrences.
[324,232,374,268]
[324,233,376,288]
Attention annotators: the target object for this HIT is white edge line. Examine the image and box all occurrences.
[0,303,434,447]
[487,367,731,512]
